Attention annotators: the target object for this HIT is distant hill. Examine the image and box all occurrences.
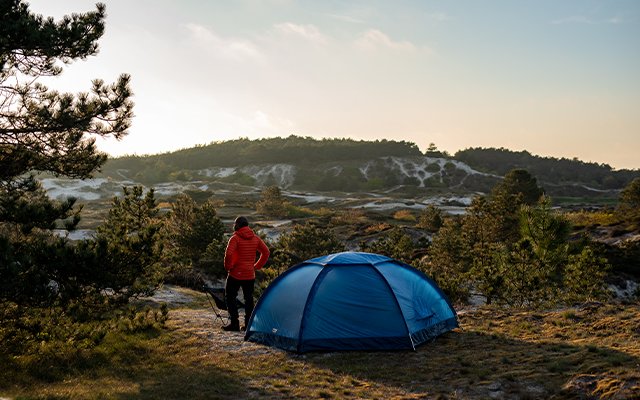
[106,136,421,169]
[454,147,637,191]
[100,136,639,199]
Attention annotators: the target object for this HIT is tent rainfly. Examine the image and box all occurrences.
[244,252,458,352]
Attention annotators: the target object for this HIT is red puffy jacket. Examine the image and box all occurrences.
[224,226,270,280]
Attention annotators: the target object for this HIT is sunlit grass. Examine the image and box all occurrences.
[364,222,392,234]
[565,209,620,228]
[2,289,639,399]
[393,209,416,222]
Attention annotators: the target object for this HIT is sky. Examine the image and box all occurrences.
[27,0,640,170]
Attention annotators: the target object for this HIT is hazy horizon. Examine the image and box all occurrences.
[102,135,639,172]
[27,0,640,170]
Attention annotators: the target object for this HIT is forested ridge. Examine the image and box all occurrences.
[105,136,421,171]
[103,136,639,190]
[454,147,638,189]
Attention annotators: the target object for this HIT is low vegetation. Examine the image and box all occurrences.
[2,287,638,399]
[2,172,639,399]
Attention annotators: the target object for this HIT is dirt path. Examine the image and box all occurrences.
[167,308,281,357]
[149,285,281,357]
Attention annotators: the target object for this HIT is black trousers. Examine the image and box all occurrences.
[225,276,255,325]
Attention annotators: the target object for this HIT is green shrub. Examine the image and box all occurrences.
[161,194,226,280]
[256,186,289,217]
[0,302,167,363]
[222,172,256,186]
[275,222,345,267]
[416,205,444,232]
[360,227,417,265]
[564,246,611,302]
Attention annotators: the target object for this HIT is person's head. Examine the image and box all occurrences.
[233,216,249,231]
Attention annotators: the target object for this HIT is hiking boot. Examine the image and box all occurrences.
[222,322,240,332]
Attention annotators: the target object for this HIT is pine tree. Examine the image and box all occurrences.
[0,1,133,306]
[564,246,611,302]
[422,217,470,303]
[519,196,571,281]
[163,194,226,277]
[360,226,416,264]
[416,204,444,232]
[1,1,133,231]
[490,169,544,243]
[463,197,506,304]
[500,197,572,307]
[492,169,544,206]
[92,186,164,301]
[618,177,640,222]
[279,221,345,261]
[256,185,289,217]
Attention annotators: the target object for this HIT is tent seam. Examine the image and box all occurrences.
[369,264,416,351]
[296,265,331,353]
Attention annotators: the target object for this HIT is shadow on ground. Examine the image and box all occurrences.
[298,322,640,398]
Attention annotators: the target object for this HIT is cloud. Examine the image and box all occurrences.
[274,22,328,44]
[184,23,264,61]
[354,29,420,52]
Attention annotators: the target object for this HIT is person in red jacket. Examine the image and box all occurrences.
[222,216,270,331]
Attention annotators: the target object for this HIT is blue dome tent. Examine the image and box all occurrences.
[244,252,458,352]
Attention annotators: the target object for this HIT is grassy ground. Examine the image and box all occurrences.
[2,287,639,399]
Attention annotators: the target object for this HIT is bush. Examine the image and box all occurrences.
[162,194,226,277]
[91,186,165,301]
[275,222,345,267]
[285,205,315,218]
[393,210,416,222]
[222,172,256,186]
[330,209,365,225]
[421,218,470,303]
[417,205,444,232]
[360,227,417,265]
[0,301,168,368]
[564,210,619,228]
[564,246,611,302]
[617,177,640,224]
[424,182,614,307]
[364,223,392,235]
[256,186,289,217]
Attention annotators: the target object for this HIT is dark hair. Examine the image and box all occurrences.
[234,216,249,231]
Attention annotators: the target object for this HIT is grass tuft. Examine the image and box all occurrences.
[2,289,639,399]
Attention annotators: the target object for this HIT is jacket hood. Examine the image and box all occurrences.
[235,225,255,240]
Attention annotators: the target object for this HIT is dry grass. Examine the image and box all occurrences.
[2,288,639,399]
[564,210,620,228]
[364,223,392,235]
[393,210,416,222]
[331,209,366,226]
